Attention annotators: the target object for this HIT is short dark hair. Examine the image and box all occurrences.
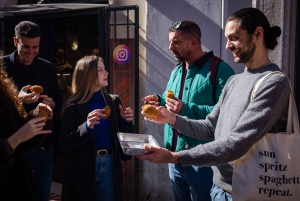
[15,21,42,39]
[169,20,202,43]
[227,7,281,50]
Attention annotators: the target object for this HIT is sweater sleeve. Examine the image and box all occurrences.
[175,73,290,167]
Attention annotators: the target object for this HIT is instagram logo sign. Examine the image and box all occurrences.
[113,45,131,65]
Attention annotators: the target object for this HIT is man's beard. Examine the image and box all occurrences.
[235,37,256,64]
[173,49,192,63]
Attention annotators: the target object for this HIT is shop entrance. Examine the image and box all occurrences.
[99,6,139,200]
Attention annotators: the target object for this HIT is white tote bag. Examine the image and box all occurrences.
[232,72,300,201]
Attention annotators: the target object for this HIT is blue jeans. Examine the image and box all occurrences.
[210,184,232,201]
[25,146,53,201]
[95,154,114,201]
[169,163,213,201]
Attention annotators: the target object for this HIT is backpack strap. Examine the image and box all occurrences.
[210,55,222,104]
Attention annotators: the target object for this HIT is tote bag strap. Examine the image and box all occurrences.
[250,71,300,135]
[251,71,282,101]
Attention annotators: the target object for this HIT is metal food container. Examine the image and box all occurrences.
[117,132,160,155]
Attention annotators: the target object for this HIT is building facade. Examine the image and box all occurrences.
[1,0,298,200]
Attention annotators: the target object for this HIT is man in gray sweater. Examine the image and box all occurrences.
[137,7,290,201]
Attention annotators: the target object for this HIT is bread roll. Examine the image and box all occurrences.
[30,85,44,93]
[34,111,48,123]
[142,104,159,118]
[165,90,174,99]
[101,106,111,120]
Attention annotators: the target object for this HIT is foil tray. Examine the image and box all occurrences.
[117,132,160,155]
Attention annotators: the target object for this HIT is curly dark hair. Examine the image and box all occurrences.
[0,51,27,116]
[227,7,281,50]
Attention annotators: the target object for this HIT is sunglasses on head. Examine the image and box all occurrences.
[171,21,195,37]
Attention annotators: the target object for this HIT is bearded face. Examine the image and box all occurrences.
[172,48,192,63]
[169,31,193,63]
[231,35,256,63]
[225,20,258,64]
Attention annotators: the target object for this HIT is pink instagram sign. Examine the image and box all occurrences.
[113,45,132,65]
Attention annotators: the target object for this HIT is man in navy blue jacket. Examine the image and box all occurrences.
[3,21,62,201]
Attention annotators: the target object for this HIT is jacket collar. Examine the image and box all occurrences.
[175,51,214,70]
[191,51,214,69]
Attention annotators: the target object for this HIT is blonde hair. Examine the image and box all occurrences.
[62,55,104,113]
[0,51,27,116]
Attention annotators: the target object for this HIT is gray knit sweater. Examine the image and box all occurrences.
[174,63,290,191]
